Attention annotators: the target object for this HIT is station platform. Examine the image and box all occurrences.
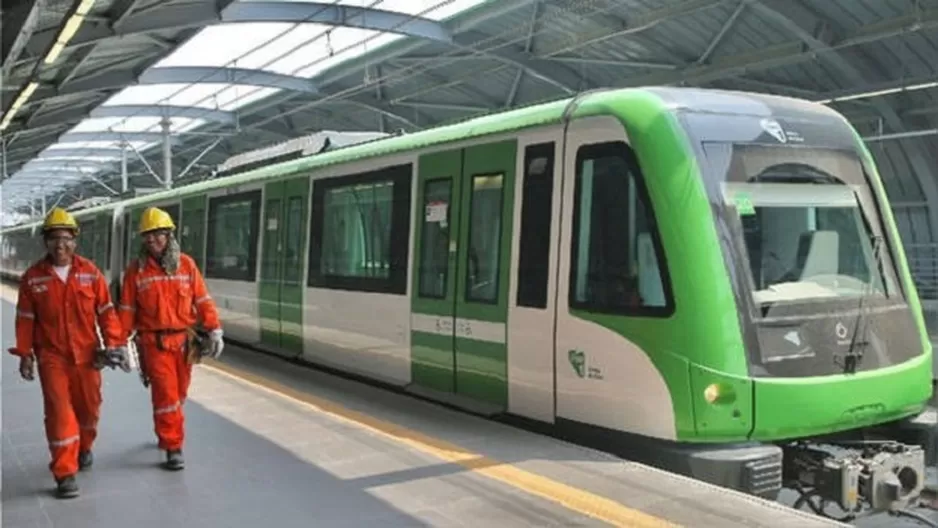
[0,285,847,528]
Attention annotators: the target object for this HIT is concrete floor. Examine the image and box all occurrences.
[1,296,843,528]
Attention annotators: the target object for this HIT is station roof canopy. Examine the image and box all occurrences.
[2,0,938,228]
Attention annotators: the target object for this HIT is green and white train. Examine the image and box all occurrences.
[2,87,934,518]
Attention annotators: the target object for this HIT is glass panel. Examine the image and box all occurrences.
[207,196,257,280]
[283,196,304,284]
[418,178,452,299]
[261,198,282,281]
[728,182,888,304]
[571,142,667,314]
[320,180,393,279]
[123,213,131,265]
[708,143,898,306]
[517,143,554,308]
[80,220,96,258]
[466,173,504,304]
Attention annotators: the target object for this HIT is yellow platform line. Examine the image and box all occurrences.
[0,282,676,527]
[202,359,678,528]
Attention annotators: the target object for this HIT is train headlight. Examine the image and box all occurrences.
[703,383,736,405]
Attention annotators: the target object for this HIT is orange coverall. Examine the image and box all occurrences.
[118,253,220,451]
[11,255,123,480]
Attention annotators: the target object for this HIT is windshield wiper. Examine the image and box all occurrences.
[840,235,884,374]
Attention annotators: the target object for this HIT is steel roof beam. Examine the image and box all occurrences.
[19,160,113,171]
[7,131,180,156]
[16,148,126,159]
[2,0,43,78]
[16,1,452,68]
[13,170,99,179]
[6,66,319,111]
[90,104,236,124]
[15,103,236,134]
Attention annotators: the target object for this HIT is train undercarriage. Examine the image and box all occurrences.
[778,410,938,525]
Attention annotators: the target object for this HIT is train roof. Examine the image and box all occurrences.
[1,86,839,235]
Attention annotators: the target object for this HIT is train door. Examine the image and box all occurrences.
[258,177,310,356]
[124,210,136,267]
[505,135,561,423]
[180,196,207,269]
[410,139,517,409]
[554,117,675,436]
[94,212,111,272]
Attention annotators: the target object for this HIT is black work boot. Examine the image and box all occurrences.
[164,449,184,471]
[55,475,79,499]
[78,450,93,471]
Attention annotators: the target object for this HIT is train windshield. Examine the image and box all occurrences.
[705,143,901,309]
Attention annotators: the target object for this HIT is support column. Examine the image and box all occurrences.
[161,117,172,189]
[120,141,129,194]
[41,194,46,216]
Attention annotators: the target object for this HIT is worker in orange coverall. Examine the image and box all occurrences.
[118,206,224,471]
[9,207,130,499]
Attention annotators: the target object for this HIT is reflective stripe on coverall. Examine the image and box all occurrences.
[119,252,219,451]
[11,255,123,480]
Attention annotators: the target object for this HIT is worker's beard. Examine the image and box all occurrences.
[138,233,181,275]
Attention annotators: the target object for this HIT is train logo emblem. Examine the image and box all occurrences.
[835,322,848,340]
[568,349,603,380]
[760,118,788,143]
[568,349,586,378]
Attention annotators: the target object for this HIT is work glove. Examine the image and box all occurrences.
[19,355,35,381]
[93,348,109,370]
[106,346,133,373]
[207,328,225,359]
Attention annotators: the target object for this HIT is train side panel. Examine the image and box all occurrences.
[506,126,565,423]
[553,115,680,440]
[203,183,264,345]
[301,152,415,385]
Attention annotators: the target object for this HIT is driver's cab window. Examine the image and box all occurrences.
[742,204,879,292]
[569,141,671,315]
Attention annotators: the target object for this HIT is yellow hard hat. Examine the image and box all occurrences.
[42,207,79,234]
[138,206,176,234]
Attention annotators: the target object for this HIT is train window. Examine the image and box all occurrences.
[261,198,282,282]
[282,196,305,284]
[308,163,411,294]
[162,204,181,228]
[122,212,131,265]
[206,190,261,282]
[79,219,96,257]
[465,173,504,304]
[569,141,672,316]
[517,142,555,309]
[418,178,452,299]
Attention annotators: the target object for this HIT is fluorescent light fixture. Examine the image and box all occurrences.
[43,0,96,65]
[0,81,40,131]
[75,0,95,16]
[44,42,66,64]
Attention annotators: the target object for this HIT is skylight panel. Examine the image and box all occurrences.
[368,0,488,21]
[103,84,229,109]
[155,23,292,68]
[216,23,333,73]
[70,116,209,135]
[212,86,282,111]
[289,28,400,78]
